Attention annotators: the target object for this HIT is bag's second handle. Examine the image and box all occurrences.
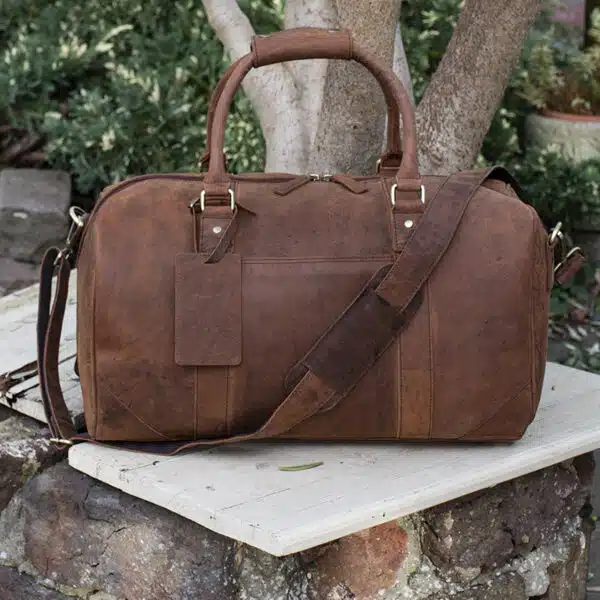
[203,28,421,199]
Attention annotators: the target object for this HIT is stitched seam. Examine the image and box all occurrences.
[527,206,540,421]
[193,367,198,440]
[397,334,402,438]
[457,382,530,439]
[92,236,99,439]
[528,213,536,420]
[243,256,396,265]
[226,366,230,436]
[226,219,239,437]
[198,211,205,254]
[427,282,433,439]
[99,383,170,440]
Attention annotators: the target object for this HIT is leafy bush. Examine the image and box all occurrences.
[510,149,600,232]
[516,8,600,115]
[1,0,282,196]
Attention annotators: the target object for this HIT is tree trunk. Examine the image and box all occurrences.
[307,0,402,175]
[416,0,543,175]
[203,0,542,177]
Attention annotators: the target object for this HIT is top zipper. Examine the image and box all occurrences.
[275,173,368,195]
[77,170,371,257]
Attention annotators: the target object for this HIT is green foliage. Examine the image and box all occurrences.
[516,8,600,115]
[1,0,282,195]
[510,149,600,232]
[476,3,600,234]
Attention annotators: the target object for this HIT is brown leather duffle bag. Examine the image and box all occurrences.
[38,28,567,454]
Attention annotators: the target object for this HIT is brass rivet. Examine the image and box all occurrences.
[212,226,222,234]
[404,220,414,229]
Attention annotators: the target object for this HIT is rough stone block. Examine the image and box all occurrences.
[0,257,39,297]
[429,572,528,600]
[544,526,591,600]
[422,459,591,576]
[0,168,70,262]
[0,566,73,600]
[0,457,593,600]
[0,416,64,512]
[0,462,235,600]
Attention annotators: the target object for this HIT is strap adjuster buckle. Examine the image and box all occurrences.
[390,184,425,207]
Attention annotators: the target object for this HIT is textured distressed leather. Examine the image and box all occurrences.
[37,28,554,453]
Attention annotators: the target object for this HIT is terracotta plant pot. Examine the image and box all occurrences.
[526,110,600,163]
[542,109,600,123]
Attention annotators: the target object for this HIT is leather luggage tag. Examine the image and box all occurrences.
[174,253,242,366]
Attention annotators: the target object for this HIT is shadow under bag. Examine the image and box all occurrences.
[38,28,577,455]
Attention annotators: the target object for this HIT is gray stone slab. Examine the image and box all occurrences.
[0,414,65,511]
[0,257,39,297]
[0,168,70,261]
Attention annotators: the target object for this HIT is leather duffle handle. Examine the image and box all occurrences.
[252,27,354,65]
[199,29,403,170]
[203,27,421,193]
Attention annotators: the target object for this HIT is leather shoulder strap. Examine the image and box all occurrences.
[37,167,507,454]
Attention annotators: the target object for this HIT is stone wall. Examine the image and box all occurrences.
[0,168,70,296]
[0,408,594,600]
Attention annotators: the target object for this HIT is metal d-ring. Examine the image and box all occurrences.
[390,184,425,207]
[549,222,563,245]
[190,189,235,212]
[69,206,87,228]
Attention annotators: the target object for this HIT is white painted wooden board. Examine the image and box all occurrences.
[0,271,77,374]
[0,274,80,423]
[0,357,83,427]
[69,362,600,557]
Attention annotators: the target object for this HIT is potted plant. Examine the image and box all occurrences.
[518,8,600,163]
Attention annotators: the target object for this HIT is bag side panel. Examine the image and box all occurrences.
[529,206,552,417]
[84,179,230,441]
[428,186,540,439]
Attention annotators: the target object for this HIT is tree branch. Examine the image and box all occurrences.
[202,0,256,61]
[416,0,542,175]
[202,0,303,171]
[284,0,338,153]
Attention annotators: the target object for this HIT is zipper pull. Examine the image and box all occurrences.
[274,173,367,196]
[274,175,312,196]
[330,173,367,194]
